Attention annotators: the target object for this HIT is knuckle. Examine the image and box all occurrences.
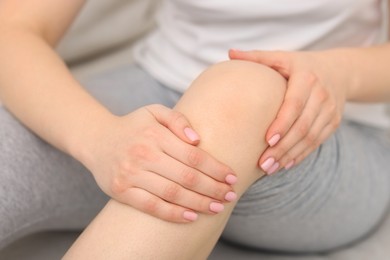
[327,101,338,115]
[316,88,329,103]
[273,58,288,70]
[129,144,150,158]
[272,145,287,159]
[288,98,305,114]
[143,197,159,214]
[165,208,180,222]
[304,132,316,145]
[169,111,187,128]
[312,140,321,151]
[212,184,228,199]
[297,121,310,137]
[109,176,127,195]
[128,144,155,162]
[303,71,319,85]
[187,148,203,167]
[332,114,342,128]
[197,197,213,213]
[279,151,292,164]
[118,160,135,174]
[181,168,199,188]
[163,183,181,202]
[215,164,231,180]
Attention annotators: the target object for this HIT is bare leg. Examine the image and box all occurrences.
[64,60,286,259]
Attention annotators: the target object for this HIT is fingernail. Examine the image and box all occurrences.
[225,191,237,202]
[267,162,280,175]
[261,157,275,172]
[225,174,238,185]
[285,160,295,170]
[184,127,200,142]
[230,48,242,52]
[210,202,224,213]
[183,211,198,221]
[268,134,281,147]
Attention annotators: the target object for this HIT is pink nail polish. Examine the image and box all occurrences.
[268,134,281,147]
[183,211,198,221]
[261,157,275,172]
[225,174,238,185]
[184,127,200,142]
[285,160,295,170]
[210,202,224,213]
[225,191,237,202]
[267,162,280,175]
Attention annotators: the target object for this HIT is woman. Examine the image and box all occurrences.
[1,0,390,259]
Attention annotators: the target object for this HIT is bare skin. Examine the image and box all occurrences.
[1,0,390,259]
[64,60,286,259]
[0,0,237,223]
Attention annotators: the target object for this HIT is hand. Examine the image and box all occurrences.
[230,49,350,174]
[80,104,237,223]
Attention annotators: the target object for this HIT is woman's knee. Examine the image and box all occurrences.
[178,60,286,120]
[177,60,286,134]
[175,60,287,191]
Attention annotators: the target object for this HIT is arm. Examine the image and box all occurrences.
[344,46,390,102]
[0,0,236,222]
[0,0,98,155]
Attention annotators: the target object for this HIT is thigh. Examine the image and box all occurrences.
[222,121,390,253]
[80,64,182,115]
[0,106,107,248]
[0,64,180,248]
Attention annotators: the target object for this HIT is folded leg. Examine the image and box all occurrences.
[64,60,287,259]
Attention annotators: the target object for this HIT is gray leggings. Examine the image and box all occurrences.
[1,64,390,253]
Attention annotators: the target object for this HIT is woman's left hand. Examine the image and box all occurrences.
[229,49,351,174]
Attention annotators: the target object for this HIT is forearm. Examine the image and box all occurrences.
[323,44,390,102]
[0,28,114,160]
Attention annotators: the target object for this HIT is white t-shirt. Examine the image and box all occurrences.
[134,0,390,129]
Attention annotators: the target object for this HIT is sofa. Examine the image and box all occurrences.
[1,1,390,259]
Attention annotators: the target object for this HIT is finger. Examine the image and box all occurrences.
[145,104,200,144]
[276,105,333,168]
[259,85,323,173]
[228,49,291,77]
[117,188,198,223]
[148,151,236,202]
[275,89,337,169]
[264,72,313,149]
[160,126,237,185]
[134,170,227,215]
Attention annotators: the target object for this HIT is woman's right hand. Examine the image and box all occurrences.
[79,104,237,223]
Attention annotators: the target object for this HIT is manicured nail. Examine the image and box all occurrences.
[285,160,295,170]
[225,174,238,185]
[210,202,225,213]
[268,134,281,147]
[183,211,198,221]
[261,157,275,172]
[225,191,237,202]
[267,162,280,175]
[184,127,200,142]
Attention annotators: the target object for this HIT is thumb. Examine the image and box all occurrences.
[145,104,200,145]
[229,49,290,77]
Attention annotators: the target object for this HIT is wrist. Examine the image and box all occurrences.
[319,48,358,101]
[67,109,119,167]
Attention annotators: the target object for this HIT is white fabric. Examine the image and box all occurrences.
[134,0,390,129]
